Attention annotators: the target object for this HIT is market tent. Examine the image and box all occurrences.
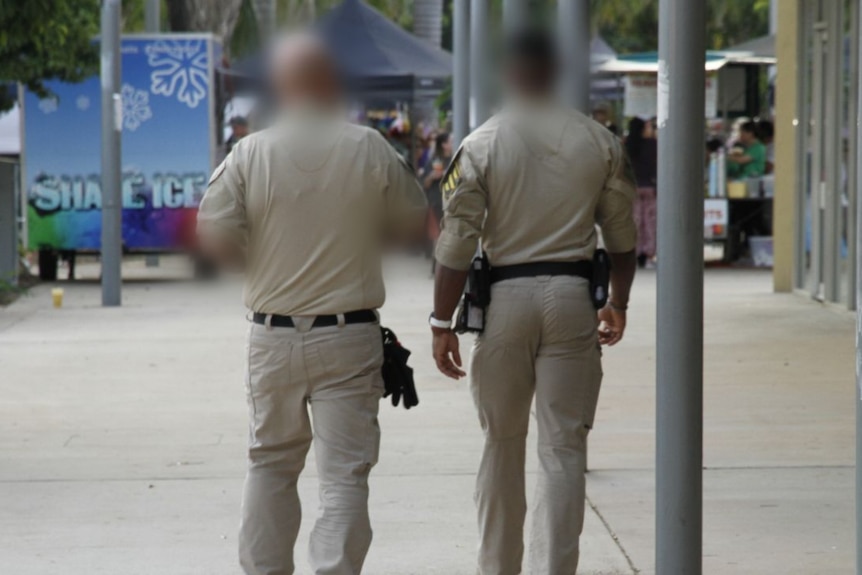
[0,104,20,156]
[590,35,623,103]
[725,35,776,62]
[597,50,776,74]
[219,0,452,105]
[317,0,452,101]
[591,35,617,70]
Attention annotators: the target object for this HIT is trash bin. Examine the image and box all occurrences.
[749,236,774,268]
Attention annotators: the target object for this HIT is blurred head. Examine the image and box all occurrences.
[592,102,612,125]
[644,118,656,138]
[627,117,646,139]
[625,117,646,159]
[739,121,759,145]
[504,28,559,97]
[435,132,452,158]
[757,120,774,143]
[230,116,249,138]
[270,33,342,110]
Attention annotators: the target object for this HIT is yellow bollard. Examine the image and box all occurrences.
[51,288,64,308]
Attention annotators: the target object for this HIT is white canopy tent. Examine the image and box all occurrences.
[0,104,21,156]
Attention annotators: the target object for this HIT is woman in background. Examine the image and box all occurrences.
[626,117,658,268]
[421,132,453,273]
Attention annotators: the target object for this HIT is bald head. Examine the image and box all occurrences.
[270,33,342,109]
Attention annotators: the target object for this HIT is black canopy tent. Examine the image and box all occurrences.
[317,0,452,104]
[219,0,452,164]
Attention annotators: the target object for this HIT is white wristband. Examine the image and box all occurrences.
[429,314,452,330]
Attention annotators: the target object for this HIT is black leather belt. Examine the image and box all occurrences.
[252,309,377,329]
[490,261,592,284]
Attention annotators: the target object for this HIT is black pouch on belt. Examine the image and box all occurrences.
[590,249,612,310]
[380,327,419,409]
[455,252,491,334]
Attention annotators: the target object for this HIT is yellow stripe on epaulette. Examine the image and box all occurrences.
[441,148,464,203]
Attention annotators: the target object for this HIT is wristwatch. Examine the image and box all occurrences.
[428,312,452,330]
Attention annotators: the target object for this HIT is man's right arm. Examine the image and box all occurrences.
[197,145,248,270]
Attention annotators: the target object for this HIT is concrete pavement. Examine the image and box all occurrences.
[0,255,855,574]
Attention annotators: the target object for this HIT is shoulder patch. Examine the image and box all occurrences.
[441,147,464,202]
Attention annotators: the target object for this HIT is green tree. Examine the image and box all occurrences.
[590,0,769,54]
[0,0,100,113]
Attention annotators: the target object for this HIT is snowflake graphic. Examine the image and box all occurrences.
[38,97,58,114]
[145,40,209,109]
[76,95,90,111]
[121,83,153,132]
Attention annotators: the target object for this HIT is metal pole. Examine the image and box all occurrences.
[101,0,122,307]
[0,161,17,286]
[469,0,489,128]
[558,0,591,112]
[453,0,470,148]
[655,0,705,572]
[503,0,528,32]
[849,0,860,309]
[855,2,862,571]
[145,0,160,33]
[253,0,276,42]
[144,0,159,275]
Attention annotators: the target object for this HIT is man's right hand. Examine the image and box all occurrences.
[598,305,626,346]
[432,329,466,379]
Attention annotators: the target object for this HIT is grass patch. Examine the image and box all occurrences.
[0,268,38,306]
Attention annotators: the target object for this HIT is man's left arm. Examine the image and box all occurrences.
[382,137,427,245]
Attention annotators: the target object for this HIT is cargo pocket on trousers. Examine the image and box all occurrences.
[581,344,604,431]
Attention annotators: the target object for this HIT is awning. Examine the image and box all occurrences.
[0,104,20,156]
[598,49,776,74]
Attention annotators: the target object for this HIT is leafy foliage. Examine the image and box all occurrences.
[232,0,261,58]
[590,0,770,54]
[0,0,100,112]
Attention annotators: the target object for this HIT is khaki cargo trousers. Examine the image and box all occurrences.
[470,275,602,575]
[239,317,384,575]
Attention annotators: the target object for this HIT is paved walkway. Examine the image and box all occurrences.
[0,256,855,574]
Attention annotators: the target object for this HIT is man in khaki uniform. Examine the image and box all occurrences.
[429,30,637,574]
[197,36,425,575]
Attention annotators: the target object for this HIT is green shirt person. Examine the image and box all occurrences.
[727,120,767,179]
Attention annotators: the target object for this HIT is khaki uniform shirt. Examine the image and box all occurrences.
[197,111,426,315]
[435,102,637,271]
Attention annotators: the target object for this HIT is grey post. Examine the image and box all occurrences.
[503,0,527,32]
[856,2,862,572]
[253,0,277,41]
[469,0,489,129]
[453,0,470,149]
[0,160,17,286]
[145,0,160,33]
[655,0,705,573]
[144,0,160,268]
[558,0,590,112]
[101,0,122,306]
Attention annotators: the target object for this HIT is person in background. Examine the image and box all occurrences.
[421,132,453,272]
[757,120,775,174]
[591,101,619,136]
[225,116,250,156]
[417,129,438,172]
[727,121,767,179]
[626,117,658,268]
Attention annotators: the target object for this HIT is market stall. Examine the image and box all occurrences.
[597,47,777,265]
